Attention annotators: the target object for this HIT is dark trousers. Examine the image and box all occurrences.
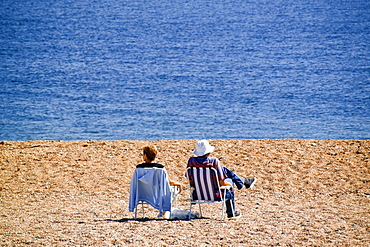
[222,166,245,190]
[222,166,245,215]
[224,188,236,215]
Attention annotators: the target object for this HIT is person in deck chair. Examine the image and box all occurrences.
[187,139,257,218]
[137,145,182,193]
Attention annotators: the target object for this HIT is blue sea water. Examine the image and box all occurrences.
[1,0,369,141]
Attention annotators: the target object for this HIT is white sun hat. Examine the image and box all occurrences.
[193,140,215,156]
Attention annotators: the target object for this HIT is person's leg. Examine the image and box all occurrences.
[223,178,242,218]
[224,190,236,215]
[222,166,257,189]
[222,166,245,190]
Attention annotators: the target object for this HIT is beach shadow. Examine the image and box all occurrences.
[103,217,208,223]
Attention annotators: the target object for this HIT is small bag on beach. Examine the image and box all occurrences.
[164,208,199,220]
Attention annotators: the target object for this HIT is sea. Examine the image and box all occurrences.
[1,0,369,141]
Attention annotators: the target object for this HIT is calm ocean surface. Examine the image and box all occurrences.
[1,0,369,141]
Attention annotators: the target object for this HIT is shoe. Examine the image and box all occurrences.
[227,212,242,218]
[244,177,257,189]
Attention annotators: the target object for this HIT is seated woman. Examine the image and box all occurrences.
[137,145,182,193]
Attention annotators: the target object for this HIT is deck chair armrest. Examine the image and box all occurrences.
[220,186,232,190]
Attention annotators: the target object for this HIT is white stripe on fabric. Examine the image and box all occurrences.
[205,168,214,201]
[193,168,202,200]
[199,168,207,200]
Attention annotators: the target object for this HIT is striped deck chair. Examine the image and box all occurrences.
[186,167,234,220]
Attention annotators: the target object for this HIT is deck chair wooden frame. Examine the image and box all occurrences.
[186,167,234,220]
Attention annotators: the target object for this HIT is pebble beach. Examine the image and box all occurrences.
[1,139,369,246]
